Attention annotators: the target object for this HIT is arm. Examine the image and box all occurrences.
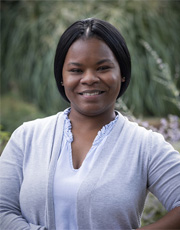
[0,126,47,230]
[140,132,180,229]
[138,206,180,229]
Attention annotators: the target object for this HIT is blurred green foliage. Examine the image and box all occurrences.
[1,94,45,133]
[1,0,180,121]
[141,193,167,227]
[0,125,10,154]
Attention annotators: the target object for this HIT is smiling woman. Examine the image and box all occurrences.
[62,38,123,118]
[0,18,180,230]
[54,18,131,103]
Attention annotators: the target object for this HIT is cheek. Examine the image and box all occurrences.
[108,73,121,89]
[109,74,121,98]
[63,77,80,100]
[63,74,77,88]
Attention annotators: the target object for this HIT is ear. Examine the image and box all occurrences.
[61,81,64,86]
[121,77,125,82]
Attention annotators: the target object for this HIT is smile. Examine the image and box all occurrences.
[79,90,104,96]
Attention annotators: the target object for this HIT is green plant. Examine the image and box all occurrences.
[1,94,46,133]
[141,40,180,111]
[141,193,167,226]
[1,1,180,116]
[0,125,10,155]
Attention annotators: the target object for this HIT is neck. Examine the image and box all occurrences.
[69,108,116,131]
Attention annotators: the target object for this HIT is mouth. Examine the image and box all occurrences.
[79,90,105,96]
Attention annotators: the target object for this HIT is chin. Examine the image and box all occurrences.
[73,104,114,118]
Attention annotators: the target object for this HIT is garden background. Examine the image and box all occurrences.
[1,0,180,227]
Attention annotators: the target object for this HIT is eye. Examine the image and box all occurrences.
[97,66,111,72]
[69,68,83,74]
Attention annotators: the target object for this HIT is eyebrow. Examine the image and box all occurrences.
[67,62,83,67]
[96,59,114,65]
[67,59,114,67]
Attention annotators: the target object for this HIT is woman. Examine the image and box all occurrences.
[0,18,180,230]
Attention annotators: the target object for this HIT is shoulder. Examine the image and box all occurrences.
[116,112,152,139]
[11,112,65,141]
[23,112,63,129]
[116,111,173,150]
[120,113,179,156]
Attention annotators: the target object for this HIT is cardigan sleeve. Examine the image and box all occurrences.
[147,131,180,211]
[0,125,47,230]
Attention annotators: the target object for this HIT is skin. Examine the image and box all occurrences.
[62,37,180,229]
[62,37,124,169]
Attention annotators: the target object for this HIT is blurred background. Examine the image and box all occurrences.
[1,0,180,226]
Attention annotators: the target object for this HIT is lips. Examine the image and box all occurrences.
[79,90,105,96]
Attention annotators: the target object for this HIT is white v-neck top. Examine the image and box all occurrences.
[53,108,118,230]
[1,110,180,230]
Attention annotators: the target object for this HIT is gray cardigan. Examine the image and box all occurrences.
[0,111,180,230]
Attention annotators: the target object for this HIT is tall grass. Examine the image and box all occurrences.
[141,40,180,111]
[1,1,180,116]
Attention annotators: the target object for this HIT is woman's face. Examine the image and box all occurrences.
[62,37,124,117]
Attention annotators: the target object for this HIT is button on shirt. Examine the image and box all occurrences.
[53,108,118,230]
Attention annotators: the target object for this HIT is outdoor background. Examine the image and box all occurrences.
[1,0,180,227]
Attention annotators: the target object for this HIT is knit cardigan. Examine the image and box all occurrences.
[0,111,180,230]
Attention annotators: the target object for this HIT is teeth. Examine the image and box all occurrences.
[83,92,100,96]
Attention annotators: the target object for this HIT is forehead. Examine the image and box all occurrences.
[64,38,117,63]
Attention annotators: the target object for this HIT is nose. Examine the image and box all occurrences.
[80,70,100,85]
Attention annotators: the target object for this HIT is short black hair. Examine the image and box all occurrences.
[54,18,131,102]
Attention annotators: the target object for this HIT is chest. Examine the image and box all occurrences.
[77,148,148,229]
[71,131,98,169]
